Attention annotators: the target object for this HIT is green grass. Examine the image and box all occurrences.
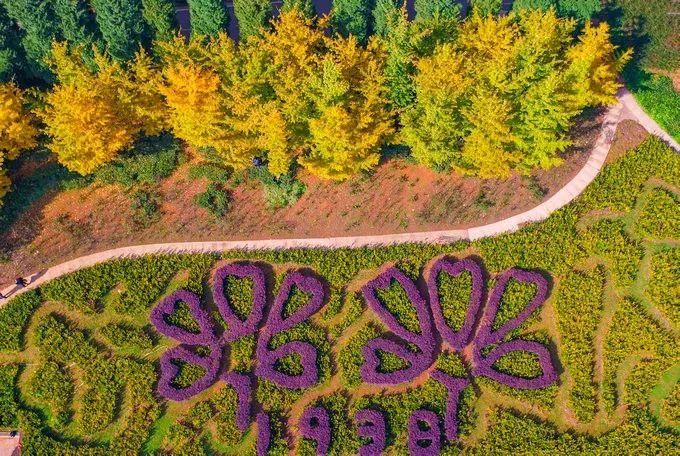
[626,69,680,143]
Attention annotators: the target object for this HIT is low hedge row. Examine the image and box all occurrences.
[26,362,73,425]
[554,267,605,422]
[100,322,155,352]
[0,291,40,351]
[636,187,680,240]
[0,365,19,428]
[646,248,680,328]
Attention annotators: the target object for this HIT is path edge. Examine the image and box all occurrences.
[2,88,676,301]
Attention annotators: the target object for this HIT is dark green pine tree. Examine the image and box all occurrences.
[372,0,401,37]
[280,0,316,18]
[557,0,601,22]
[90,0,145,61]
[414,0,460,21]
[469,0,502,16]
[52,0,99,47]
[233,0,272,41]
[141,0,177,42]
[383,6,415,109]
[0,0,60,82]
[187,0,229,37]
[512,0,558,13]
[331,0,375,44]
[0,5,23,81]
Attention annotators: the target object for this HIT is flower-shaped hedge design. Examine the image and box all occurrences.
[361,257,557,441]
[150,262,326,402]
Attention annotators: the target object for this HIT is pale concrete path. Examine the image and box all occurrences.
[1,88,677,302]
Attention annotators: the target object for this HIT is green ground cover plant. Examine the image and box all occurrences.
[626,70,680,143]
[195,183,231,218]
[0,138,677,453]
[554,267,605,422]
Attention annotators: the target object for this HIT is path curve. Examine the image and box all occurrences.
[2,88,677,301]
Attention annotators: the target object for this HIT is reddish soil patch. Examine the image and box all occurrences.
[606,119,649,164]
[648,66,680,92]
[0,112,640,285]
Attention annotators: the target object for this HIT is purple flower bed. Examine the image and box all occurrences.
[469,268,557,389]
[213,262,267,342]
[255,271,325,389]
[428,257,484,351]
[151,263,326,398]
[150,257,559,452]
[408,409,441,456]
[299,406,331,456]
[156,344,222,401]
[150,290,217,346]
[430,370,471,441]
[355,409,386,456]
[256,412,271,456]
[361,267,435,385]
[222,372,252,431]
[360,257,558,442]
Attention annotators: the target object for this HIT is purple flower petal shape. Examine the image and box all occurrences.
[430,370,471,441]
[150,290,217,346]
[470,268,557,390]
[256,412,271,456]
[408,409,441,456]
[360,338,425,385]
[474,268,549,348]
[427,257,484,351]
[299,406,331,456]
[221,372,252,430]
[265,271,326,334]
[360,267,436,384]
[255,340,319,389]
[157,344,221,401]
[255,270,325,389]
[362,267,435,346]
[472,339,558,389]
[355,409,386,456]
[213,262,268,342]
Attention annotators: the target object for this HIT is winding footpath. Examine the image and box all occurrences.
[2,88,678,302]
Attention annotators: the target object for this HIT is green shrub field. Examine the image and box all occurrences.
[0,138,677,454]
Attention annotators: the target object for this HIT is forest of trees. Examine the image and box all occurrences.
[0,1,636,206]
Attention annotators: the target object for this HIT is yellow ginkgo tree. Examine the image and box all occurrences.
[41,43,167,175]
[301,36,394,180]
[158,34,262,172]
[402,9,631,178]
[250,8,394,180]
[0,82,39,206]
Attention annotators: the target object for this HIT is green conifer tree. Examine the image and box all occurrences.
[52,0,98,47]
[557,0,601,21]
[0,6,22,81]
[0,0,60,81]
[281,0,315,17]
[512,0,557,13]
[91,0,145,61]
[470,0,502,16]
[187,0,229,37]
[331,0,374,44]
[383,6,416,108]
[373,0,400,37]
[414,0,460,20]
[233,0,273,41]
[141,0,176,41]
